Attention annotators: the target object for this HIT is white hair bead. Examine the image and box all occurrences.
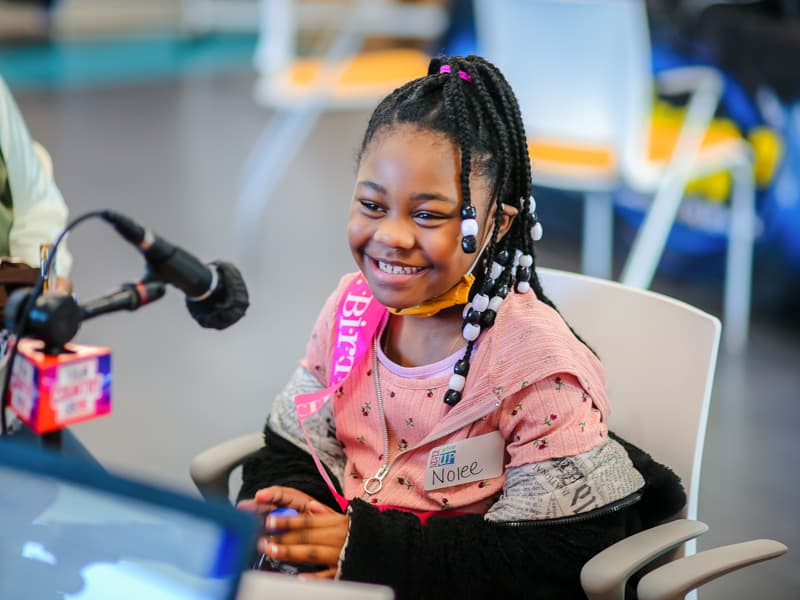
[448,373,466,392]
[514,249,523,266]
[462,322,481,341]
[531,222,543,241]
[516,281,531,293]
[490,261,503,279]
[472,293,489,312]
[488,296,503,311]
[519,254,533,267]
[462,302,472,318]
[529,195,537,213]
[461,219,479,237]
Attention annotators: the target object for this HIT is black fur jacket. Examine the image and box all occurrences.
[239,426,685,600]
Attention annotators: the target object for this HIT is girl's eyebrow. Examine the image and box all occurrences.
[411,192,457,204]
[357,181,456,204]
[357,180,386,194]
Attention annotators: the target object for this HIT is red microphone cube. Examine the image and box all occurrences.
[7,339,112,434]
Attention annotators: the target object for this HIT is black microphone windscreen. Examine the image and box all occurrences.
[185,262,249,330]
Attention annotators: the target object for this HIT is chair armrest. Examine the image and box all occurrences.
[190,432,264,502]
[637,539,788,600]
[581,519,709,600]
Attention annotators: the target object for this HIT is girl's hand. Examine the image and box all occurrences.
[237,486,349,578]
[260,510,350,578]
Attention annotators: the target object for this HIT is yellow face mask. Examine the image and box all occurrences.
[387,273,475,318]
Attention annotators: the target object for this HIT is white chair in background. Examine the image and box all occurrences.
[190,267,786,599]
[473,0,757,354]
[235,0,446,263]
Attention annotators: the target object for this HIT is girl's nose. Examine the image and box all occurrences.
[374,218,414,248]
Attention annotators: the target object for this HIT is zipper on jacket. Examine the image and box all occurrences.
[498,490,643,528]
[362,338,395,496]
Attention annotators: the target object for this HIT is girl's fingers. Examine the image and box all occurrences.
[248,488,338,518]
[306,499,336,514]
[236,498,277,513]
[261,541,341,567]
[264,525,347,550]
[253,486,318,512]
[266,511,346,533]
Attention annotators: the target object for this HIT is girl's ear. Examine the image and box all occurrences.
[496,202,519,241]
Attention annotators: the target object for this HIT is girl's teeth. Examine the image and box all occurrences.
[378,260,421,275]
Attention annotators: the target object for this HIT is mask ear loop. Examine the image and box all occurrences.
[465,225,494,277]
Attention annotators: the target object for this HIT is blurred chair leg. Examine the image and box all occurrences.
[234,13,365,265]
[620,169,688,290]
[722,157,756,354]
[235,106,322,263]
[583,191,614,280]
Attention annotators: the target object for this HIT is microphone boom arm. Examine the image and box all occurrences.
[80,281,166,322]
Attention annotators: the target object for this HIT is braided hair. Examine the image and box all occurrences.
[357,55,558,407]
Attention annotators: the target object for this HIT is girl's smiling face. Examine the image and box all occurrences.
[348,124,500,311]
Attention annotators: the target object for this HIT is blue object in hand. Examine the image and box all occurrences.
[265,507,298,534]
[252,507,300,573]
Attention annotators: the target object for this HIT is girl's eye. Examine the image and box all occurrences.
[414,211,448,223]
[359,200,384,213]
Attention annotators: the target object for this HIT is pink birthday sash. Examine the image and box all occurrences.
[294,274,386,512]
[294,275,466,523]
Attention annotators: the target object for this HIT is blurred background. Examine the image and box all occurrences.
[1,0,798,597]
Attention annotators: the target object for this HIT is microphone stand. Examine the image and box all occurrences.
[2,281,166,454]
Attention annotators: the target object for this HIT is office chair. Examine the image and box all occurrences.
[537,267,786,598]
[235,0,445,262]
[190,267,786,598]
[473,0,757,354]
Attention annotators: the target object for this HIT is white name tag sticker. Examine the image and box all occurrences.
[424,431,505,491]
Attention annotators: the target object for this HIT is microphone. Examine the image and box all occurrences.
[101,211,249,329]
[184,261,249,330]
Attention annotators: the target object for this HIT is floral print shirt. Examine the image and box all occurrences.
[291,273,633,515]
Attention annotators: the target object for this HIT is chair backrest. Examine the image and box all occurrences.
[253,0,444,109]
[537,268,721,531]
[473,0,653,178]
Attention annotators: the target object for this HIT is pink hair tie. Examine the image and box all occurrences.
[439,64,472,82]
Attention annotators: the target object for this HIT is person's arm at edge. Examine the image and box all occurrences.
[0,76,73,285]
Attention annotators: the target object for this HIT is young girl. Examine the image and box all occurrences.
[237,55,685,599]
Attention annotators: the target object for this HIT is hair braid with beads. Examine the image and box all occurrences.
[357,55,565,407]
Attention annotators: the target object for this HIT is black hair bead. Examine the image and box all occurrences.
[516,266,532,282]
[461,235,477,253]
[481,277,496,294]
[496,284,510,298]
[454,359,470,376]
[444,389,462,407]
[481,309,496,327]
[496,249,510,265]
[461,205,477,219]
[465,308,482,324]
